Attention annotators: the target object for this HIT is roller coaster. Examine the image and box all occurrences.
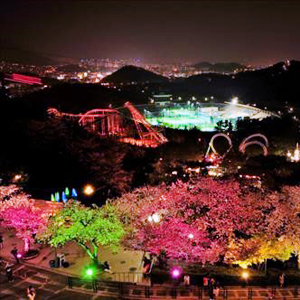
[47,102,168,148]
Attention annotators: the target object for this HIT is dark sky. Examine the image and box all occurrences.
[1,0,300,65]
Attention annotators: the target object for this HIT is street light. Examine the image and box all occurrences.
[171,267,181,279]
[241,271,249,280]
[148,213,161,223]
[86,268,94,276]
[83,185,95,196]
[241,270,249,287]
[152,213,160,223]
[188,233,194,239]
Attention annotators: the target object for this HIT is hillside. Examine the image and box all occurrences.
[0,47,59,66]
[183,60,300,110]
[192,61,246,73]
[101,65,169,84]
[0,83,149,122]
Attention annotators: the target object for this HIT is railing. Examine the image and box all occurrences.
[111,271,145,283]
[66,278,300,299]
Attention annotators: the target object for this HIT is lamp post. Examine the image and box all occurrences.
[83,184,95,196]
[83,184,106,196]
[241,270,249,287]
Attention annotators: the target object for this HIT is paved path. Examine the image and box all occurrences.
[0,263,104,300]
[0,228,144,282]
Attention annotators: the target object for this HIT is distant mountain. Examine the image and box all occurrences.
[101,65,169,84]
[1,82,149,120]
[184,60,300,110]
[0,47,59,66]
[193,61,246,73]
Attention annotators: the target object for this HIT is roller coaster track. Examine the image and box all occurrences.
[47,102,167,148]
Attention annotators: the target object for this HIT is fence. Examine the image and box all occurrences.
[66,276,300,299]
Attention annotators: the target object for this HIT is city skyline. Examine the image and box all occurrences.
[1,0,300,66]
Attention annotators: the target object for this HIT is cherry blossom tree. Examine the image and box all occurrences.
[0,185,48,252]
[110,178,270,264]
[221,185,300,268]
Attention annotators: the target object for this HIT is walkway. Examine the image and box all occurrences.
[0,228,144,282]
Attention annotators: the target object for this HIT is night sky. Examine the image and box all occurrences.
[1,0,300,65]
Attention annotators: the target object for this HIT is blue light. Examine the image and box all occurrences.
[72,188,78,198]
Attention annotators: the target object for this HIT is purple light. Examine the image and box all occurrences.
[171,268,181,278]
[17,253,22,258]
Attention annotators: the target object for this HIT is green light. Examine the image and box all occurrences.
[86,268,94,276]
[145,106,238,131]
[65,187,70,196]
[82,265,98,279]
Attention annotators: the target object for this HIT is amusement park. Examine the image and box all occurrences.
[2,42,300,300]
[2,0,300,298]
[2,91,300,299]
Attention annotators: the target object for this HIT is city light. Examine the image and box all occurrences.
[14,174,22,181]
[287,143,300,162]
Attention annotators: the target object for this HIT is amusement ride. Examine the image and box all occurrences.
[205,133,269,163]
[48,102,168,148]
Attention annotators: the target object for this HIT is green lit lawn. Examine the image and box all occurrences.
[146,116,227,131]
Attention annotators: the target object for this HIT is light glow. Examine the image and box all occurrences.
[86,268,94,276]
[242,271,249,280]
[171,268,181,278]
[231,97,238,104]
[188,233,194,239]
[152,213,160,223]
[84,185,95,195]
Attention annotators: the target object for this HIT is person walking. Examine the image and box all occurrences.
[184,274,190,287]
[11,246,19,264]
[208,286,215,300]
[0,235,3,249]
[213,284,220,299]
[279,273,285,288]
[5,262,13,282]
[26,286,36,300]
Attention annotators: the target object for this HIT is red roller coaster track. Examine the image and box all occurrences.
[48,102,168,148]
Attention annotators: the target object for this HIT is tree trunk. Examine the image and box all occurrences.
[78,242,99,264]
[264,259,268,276]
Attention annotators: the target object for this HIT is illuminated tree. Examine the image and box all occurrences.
[0,185,48,251]
[225,235,294,269]
[111,178,269,264]
[225,186,300,268]
[39,201,124,264]
[265,186,300,266]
